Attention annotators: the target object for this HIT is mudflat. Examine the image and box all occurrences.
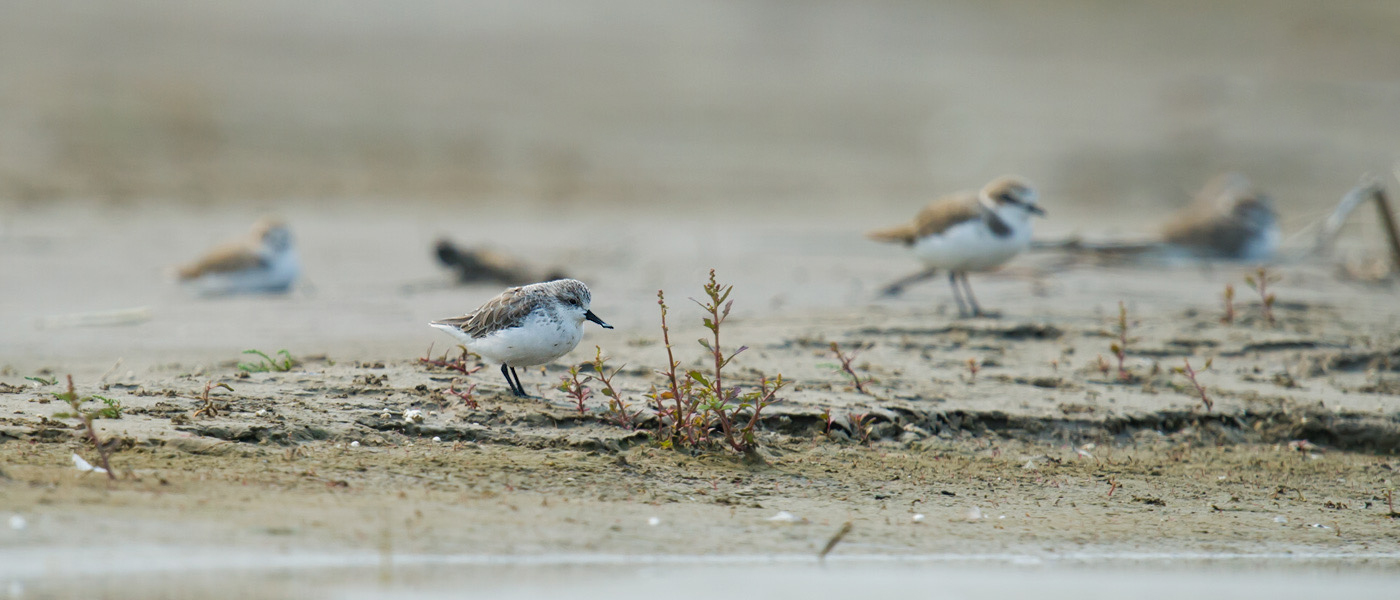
[3,1,1400,596]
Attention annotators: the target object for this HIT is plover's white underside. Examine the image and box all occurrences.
[869,176,1045,317]
[176,218,300,296]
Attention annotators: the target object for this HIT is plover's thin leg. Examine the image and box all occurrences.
[959,272,983,317]
[508,367,528,398]
[879,268,939,297]
[947,271,969,317]
[499,363,521,396]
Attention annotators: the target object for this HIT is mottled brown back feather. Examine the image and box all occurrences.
[433,286,539,339]
[432,279,591,339]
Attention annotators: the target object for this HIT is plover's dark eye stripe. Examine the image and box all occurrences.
[997,192,1018,204]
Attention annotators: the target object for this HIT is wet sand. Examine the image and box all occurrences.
[4,217,1400,592]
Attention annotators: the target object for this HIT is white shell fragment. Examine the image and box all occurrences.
[72,453,107,474]
[766,511,802,523]
[404,409,425,424]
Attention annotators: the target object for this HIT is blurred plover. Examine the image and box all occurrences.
[176,218,300,295]
[429,279,613,397]
[1161,172,1279,262]
[868,176,1045,317]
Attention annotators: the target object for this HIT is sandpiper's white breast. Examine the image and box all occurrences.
[458,307,584,368]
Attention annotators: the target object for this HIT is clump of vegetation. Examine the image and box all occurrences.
[558,364,593,414]
[1244,267,1280,326]
[192,381,234,418]
[421,345,484,409]
[820,408,836,436]
[447,379,479,410]
[1095,354,1111,378]
[53,392,123,420]
[828,342,874,395]
[648,269,786,454]
[26,375,57,386]
[54,375,116,480]
[589,347,643,430]
[1105,476,1121,498]
[419,345,483,376]
[1108,301,1138,382]
[847,412,873,445]
[1175,358,1213,412]
[238,349,296,372]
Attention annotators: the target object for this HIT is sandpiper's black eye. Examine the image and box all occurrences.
[997,192,1017,204]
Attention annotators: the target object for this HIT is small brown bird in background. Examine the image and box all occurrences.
[868,176,1046,317]
[176,218,300,295]
[1160,172,1280,262]
[434,238,566,286]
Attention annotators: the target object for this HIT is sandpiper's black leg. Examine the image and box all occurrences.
[948,271,969,317]
[500,363,521,396]
[959,273,983,317]
[508,367,527,397]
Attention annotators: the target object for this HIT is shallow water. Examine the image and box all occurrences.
[5,548,1399,599]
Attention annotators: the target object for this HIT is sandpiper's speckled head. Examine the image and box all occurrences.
[540,279,611,329]
[981,176,1045,217]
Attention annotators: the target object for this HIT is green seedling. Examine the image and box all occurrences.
[52,393,122,420]
[25,376,57,386]
[557,365,592,414]
[237,349,295,372]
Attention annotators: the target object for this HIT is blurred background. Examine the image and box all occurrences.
[2,0,1398,371]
